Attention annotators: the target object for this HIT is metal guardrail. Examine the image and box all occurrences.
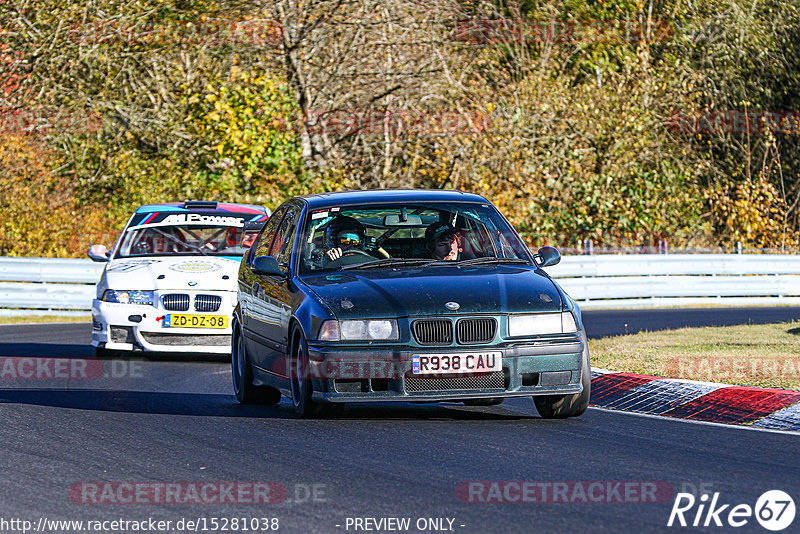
[0,257,104,284]
[0,254,799,315]
[550,254,800,308]
[0,258,103,316]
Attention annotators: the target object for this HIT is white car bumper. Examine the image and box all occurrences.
[91,292,235,354]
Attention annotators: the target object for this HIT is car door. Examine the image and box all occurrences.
[240,205,287,366]
[256,202,303,377]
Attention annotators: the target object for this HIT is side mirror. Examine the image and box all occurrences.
[87,244,110,262]
[251,255,286,277]
[534,246,560,268]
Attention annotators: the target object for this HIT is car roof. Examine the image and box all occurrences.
[297,189,490,210]
[135,202,270,215]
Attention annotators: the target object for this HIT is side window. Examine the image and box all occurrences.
[253,206,288,260]
[269,204,301,264]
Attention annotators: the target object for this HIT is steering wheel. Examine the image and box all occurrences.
[327,249,374,269]
[342,249,373,257]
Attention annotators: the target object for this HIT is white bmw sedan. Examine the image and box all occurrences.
[88,201,270,356]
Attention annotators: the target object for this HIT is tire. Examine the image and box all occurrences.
[534,331,591,419]
[289,325,344,418]
[232,321,281,405]
[463,398,504,406]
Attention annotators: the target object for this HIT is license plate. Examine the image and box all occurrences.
[163,314,228,329]
[411,351,502,375]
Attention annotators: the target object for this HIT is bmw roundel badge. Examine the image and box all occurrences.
[188,281,198,286]
[445,301,460,311]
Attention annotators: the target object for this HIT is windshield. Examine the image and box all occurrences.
[116,211,263,258]
[298,202,532,273]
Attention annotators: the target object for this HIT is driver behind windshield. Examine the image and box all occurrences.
[324,216,368,262]
[425,222,460,261]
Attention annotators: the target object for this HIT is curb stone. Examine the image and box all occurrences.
[589,368,800,431]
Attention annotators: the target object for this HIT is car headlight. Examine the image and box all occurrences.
[318,319,399,341]
[508,312,578,337]
[102,290,154,306]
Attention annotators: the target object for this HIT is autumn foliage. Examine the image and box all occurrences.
[1,0,799,256]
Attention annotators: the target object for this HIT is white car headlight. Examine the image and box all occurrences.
[508,312,578,337]
[318,319,399,341]
[102,290,154,306]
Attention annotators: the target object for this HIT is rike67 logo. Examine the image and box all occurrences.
[668,490,795,531]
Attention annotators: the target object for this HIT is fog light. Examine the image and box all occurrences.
[540,371,572,386]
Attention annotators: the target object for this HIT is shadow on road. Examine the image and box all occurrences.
[0,389,291,418]
[0,342,227,362]
[0,343,95,358]
[338,402,536,421]
[0,388,539,421]
[0,323,228,361]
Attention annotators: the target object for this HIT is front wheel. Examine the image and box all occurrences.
[533,332,591,419]
[232,322,281,405]
[289,325,344,418]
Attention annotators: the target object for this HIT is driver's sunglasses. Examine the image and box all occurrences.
[338,232,362,247]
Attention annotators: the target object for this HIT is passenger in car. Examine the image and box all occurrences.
[425,222,461,261]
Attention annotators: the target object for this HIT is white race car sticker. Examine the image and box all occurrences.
[129,213,245,230]
[106,260,162,272]
[168,261,222,273]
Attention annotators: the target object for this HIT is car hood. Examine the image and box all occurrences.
[98,256,241,295]
[300,265,563,318]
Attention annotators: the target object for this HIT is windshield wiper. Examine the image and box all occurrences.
[341,258,437,270]
[454,257,530,266]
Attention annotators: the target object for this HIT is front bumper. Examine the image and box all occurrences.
[91,297,233,354]
[304,336,585,402]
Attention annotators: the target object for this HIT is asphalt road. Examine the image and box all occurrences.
[1,308,799,534]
